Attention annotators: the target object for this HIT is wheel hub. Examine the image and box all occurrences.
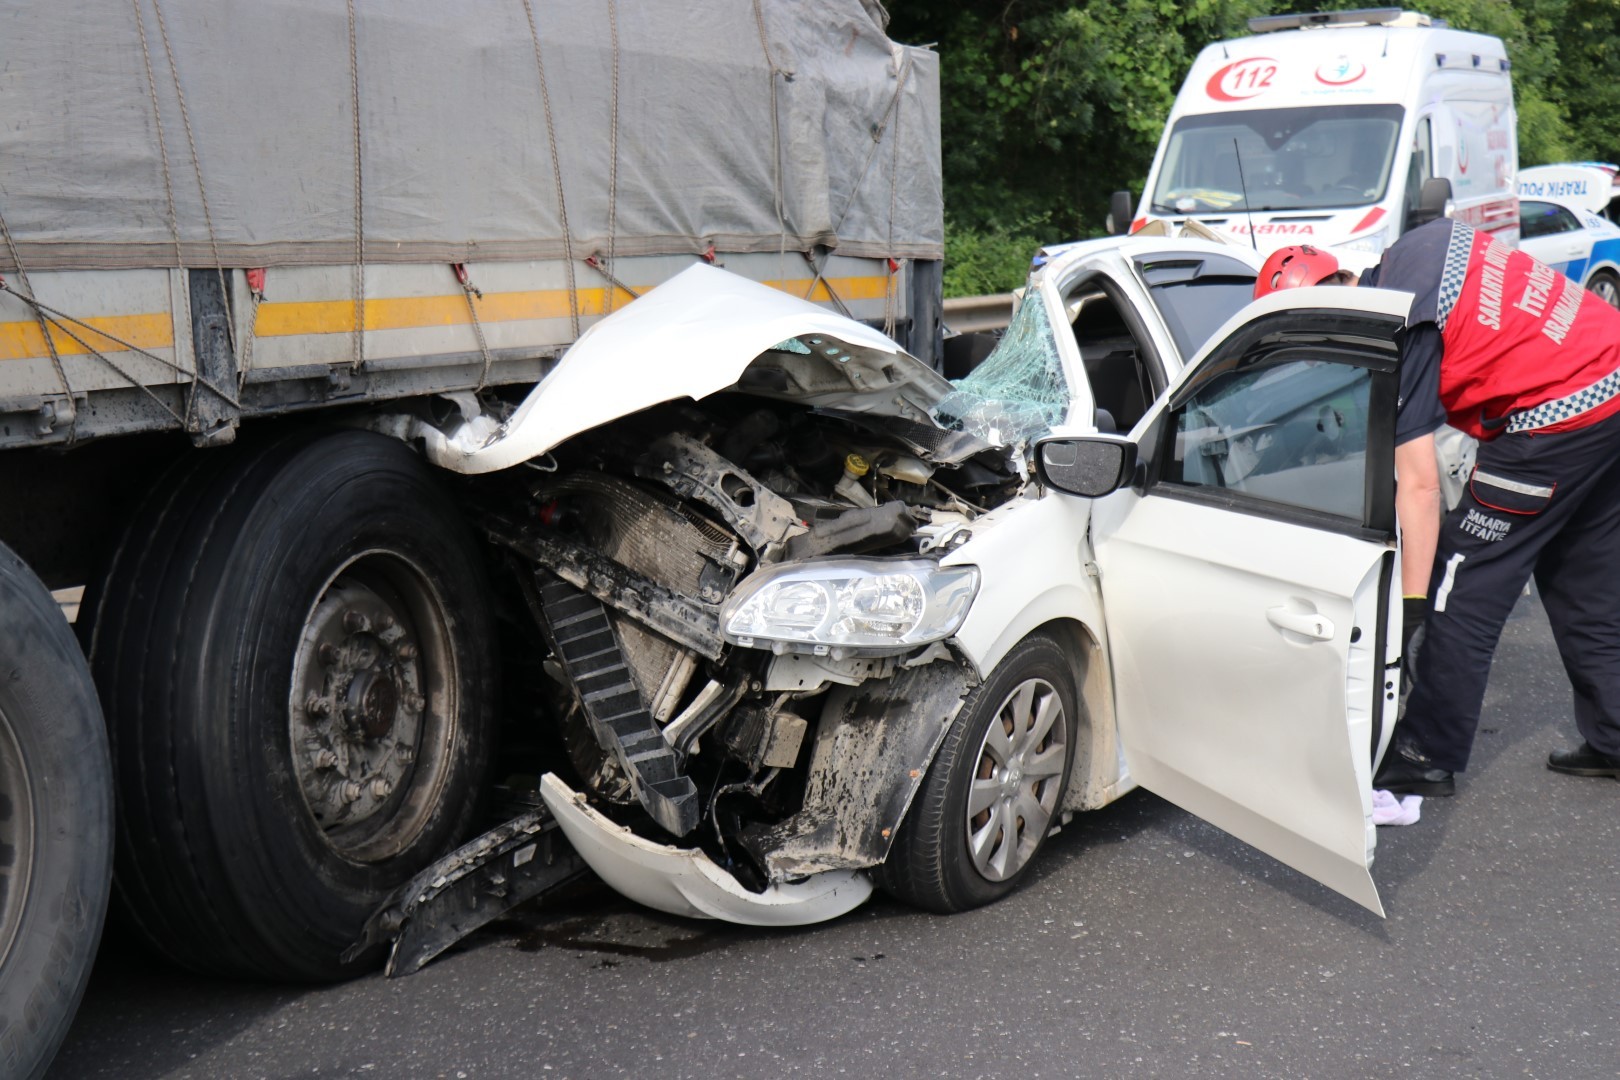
[290,573,432,842]
[966,677,1067,884]
[348,671,400,740]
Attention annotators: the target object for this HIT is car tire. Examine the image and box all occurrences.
[1586,269,1620,309]
[0,543,113,1080]
[878,632,1078,913]
[81,430,496,981]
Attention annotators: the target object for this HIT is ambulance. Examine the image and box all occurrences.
[1124,8,1518,258]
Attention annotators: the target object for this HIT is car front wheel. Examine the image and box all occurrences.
[878,632,1079,913]
[1586,269,1620,309]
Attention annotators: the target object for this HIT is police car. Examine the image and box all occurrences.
[1517,163,1620,308]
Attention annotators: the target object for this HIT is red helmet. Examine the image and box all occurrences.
[1254,245,1342,298]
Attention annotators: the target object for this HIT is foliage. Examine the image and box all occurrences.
[941,214,1052,297]
[886,0,1620,294]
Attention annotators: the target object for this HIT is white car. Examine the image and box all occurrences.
[1517,163,1620,308]
[412,239,1410,926]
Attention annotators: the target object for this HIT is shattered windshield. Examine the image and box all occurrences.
[933,288,1071,446]
[1151,105,1404,213]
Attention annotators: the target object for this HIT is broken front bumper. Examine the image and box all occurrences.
[539,774,873,926]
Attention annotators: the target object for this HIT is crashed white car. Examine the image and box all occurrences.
[417,238,1411,927]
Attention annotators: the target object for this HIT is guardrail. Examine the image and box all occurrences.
[941,292,1014,334]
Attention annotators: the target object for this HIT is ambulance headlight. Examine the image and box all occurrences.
[721,558,979,656]
[1335,227,1390,255]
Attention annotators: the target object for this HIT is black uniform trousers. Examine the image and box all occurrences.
[1401,407,1620,771]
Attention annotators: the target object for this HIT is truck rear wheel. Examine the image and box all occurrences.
[0,543,113,1080]
[82,430,496,981]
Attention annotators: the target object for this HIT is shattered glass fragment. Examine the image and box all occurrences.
[932,290,1071,447]
[771,338,814,354]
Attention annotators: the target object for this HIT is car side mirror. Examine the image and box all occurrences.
[1107,191,1135,236]
[1036,436,1139,498]
[1407,177,1453,229]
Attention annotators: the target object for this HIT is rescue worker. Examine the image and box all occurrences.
[1255,225,1620,795]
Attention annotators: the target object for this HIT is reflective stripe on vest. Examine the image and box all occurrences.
[1505,366,1620,433]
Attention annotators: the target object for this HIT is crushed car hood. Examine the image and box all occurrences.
[431,264,956,474]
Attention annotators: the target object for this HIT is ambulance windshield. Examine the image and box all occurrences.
[1151,105,1404,214]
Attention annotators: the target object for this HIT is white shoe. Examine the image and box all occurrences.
[1372,788,1423,826]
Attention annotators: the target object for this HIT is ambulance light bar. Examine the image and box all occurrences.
[1247,8,1437,33]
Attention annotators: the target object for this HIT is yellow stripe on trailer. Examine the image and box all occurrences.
[0,275,892,359]
[0,312,174,361]
[254,276,891,337]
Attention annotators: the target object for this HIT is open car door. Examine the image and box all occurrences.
[1076,288,1411,915]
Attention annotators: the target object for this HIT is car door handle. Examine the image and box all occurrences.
[1267,606,1334,641]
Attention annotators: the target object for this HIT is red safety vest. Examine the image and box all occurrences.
[1439,226,1620,439]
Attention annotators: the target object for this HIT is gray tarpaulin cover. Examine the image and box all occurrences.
[0,0,940,271]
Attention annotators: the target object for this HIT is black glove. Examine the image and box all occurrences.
[1401,595,1427,664]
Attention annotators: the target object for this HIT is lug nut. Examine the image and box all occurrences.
[405,692,426,712]
[314,749,338,770]
[396,745,415,764]
[396,642,418,661]
[340,780,363,803]
[370,778,393,799]
[343,609,370,633]
[378,613,396,630]
[305,691,331,716]
[319,643,342,666]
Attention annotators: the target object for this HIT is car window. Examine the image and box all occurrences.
[1520,200,1582,239]
[1135,254,1258,359]
[1161,356,1372,521]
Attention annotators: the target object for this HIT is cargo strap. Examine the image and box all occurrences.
[0,208,74,440]
[751,0,788,267]
[603,0,622,316]
[520,0,580,338]
[452,264,495,389]
[0,277,240,423]
[536,573,700,837]
[806,49,913,316]
[133,0,242,421]
[346,0,366,372]
[1504,366,1620,433]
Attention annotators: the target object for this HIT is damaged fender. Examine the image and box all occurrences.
[738,658,979,881]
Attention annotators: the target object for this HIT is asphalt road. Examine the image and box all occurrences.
[51,589,1620,1079]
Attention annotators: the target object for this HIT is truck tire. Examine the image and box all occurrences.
[0,543,113,1080]
[81,430,496,981]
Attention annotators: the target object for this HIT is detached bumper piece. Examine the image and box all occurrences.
[348,804,587,977]
[537,573,700,836]
[540,774,873,926]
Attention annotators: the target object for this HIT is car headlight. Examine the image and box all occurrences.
[721,558,979,656]
[1335,227,1389,255]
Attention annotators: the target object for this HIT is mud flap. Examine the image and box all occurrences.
[346,805,587,977]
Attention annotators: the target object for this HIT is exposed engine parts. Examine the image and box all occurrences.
[477,395,1018,873]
